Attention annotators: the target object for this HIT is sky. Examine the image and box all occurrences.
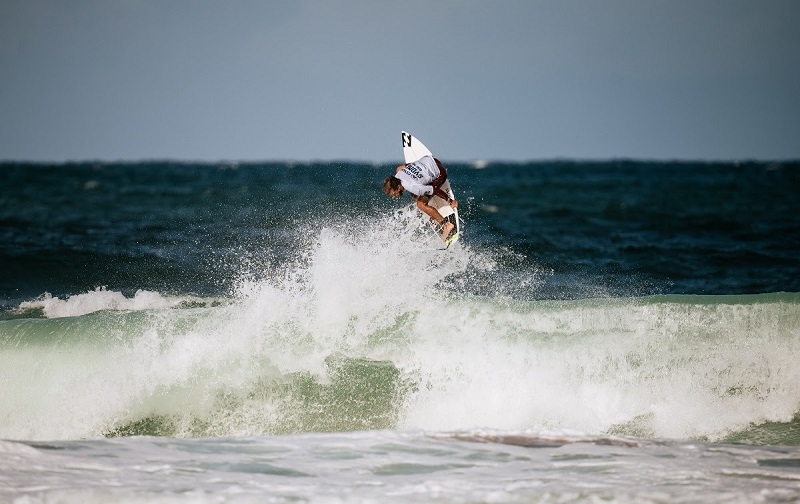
[1,0,799,162]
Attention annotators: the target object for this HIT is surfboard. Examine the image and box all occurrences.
[400,131,461,246]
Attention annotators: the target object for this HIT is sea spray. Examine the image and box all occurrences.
[2,219,798,441]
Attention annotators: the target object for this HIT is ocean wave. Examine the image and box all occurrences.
[15,288,215,319]
[1,267,798,443]
[2,220,799,442]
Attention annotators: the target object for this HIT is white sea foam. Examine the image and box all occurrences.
[18,288,210,318]
[2,432,799,504]
[2,219,800,443]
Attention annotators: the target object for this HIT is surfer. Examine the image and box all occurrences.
[383,155,459,242]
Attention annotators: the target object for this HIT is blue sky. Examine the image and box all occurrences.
[1,0,798,162]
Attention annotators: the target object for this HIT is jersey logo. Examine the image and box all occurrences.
[402,132,412,148]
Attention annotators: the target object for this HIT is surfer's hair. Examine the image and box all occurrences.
[383,176,402,194]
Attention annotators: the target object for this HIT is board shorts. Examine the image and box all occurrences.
[432,158,447,188]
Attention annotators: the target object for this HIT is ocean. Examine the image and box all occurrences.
[1,159,799,503]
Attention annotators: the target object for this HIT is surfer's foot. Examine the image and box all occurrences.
[440,220,455,242]
[444,231,459,246]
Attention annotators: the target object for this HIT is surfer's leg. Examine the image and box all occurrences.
[440,220,455,241]
[415,196,443,221]
[415,197,454,241]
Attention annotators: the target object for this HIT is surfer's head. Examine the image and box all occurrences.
[383,176,403,198]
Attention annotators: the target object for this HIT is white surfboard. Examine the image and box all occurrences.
[400,131,461,246]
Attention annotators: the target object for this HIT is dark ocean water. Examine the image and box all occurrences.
[2,160,798,306]
[1,160,800,503]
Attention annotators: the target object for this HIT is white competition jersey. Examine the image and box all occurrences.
[395,155,440,197]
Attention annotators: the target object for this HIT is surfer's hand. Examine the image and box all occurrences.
[450,199,458,209]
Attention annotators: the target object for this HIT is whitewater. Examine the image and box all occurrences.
[1,160,799,502]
